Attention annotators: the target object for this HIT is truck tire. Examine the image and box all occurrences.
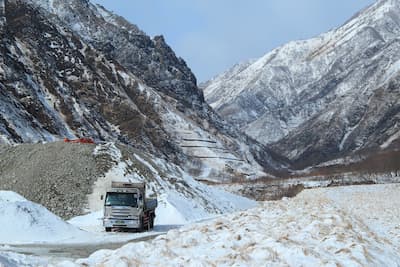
[139,217,145,232]
[105,227,111,232]
[150,215,154,229]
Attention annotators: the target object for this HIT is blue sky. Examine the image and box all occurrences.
[92,1,375,82]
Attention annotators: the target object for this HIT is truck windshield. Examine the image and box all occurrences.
[105,193,138,207]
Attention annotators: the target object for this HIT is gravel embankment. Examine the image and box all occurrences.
[0,142,109,219]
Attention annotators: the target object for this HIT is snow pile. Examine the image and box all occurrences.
[153,196,187,225]
[0,251,47,267]
[0,191,92,244]
[65,184,399,266]
[67,210,104,233]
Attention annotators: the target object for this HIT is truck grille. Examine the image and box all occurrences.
[111,207,133,219]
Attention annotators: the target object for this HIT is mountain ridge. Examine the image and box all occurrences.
[203,0,400,168]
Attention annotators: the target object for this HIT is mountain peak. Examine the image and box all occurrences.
[346,0,400,26]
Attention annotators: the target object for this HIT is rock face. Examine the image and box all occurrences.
[27,0,204,111]
[0,0,285,180]
[204,0,400,168]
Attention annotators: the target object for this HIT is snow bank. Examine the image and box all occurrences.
[0,191,91,244]
[0,191,26,202]
[67,210,104,233]
[154,195,187,225]
[66,184,399,266]
[0,251,47,267]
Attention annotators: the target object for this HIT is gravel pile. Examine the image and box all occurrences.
[0,142,108,219]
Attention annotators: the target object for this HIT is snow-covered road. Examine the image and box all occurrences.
[1,232,160,261]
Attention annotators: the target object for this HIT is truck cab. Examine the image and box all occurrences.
[102,181,157,232]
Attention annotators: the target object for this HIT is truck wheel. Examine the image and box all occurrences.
[139,217,144,232]
[150,215,154,229]
[105,227,111,232]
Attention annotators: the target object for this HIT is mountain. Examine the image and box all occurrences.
[26,0,204,112]
[203,0,400,168]
[0,0,288,181]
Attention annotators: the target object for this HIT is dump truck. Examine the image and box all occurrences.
[102,181,157,232]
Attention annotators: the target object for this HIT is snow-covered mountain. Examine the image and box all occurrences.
[0,0,287,179]
[204,0,400,168]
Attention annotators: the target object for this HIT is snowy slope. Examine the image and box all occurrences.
[55,183,400,266]
[0,191,92,244]
[204,0,400,167]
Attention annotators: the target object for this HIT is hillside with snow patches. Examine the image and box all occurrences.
[204,0,400,168]
[0,0,283,184]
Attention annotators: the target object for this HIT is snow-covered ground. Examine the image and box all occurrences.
[0,177,256,264]
[59,183,399,266]
[2,184,400,266]
[0,141,259,265]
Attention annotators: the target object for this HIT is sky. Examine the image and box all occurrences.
[92,0,375,82]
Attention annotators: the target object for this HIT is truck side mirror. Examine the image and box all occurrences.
[100,195,104,200]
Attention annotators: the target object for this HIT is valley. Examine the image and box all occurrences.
[0,0,399,266]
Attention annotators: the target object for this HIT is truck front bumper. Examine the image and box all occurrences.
[103,218,140,229]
